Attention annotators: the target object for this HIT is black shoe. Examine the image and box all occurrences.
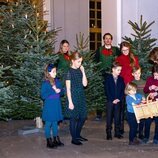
[71,140,82,145]
[106,135,112,140]
[76,136,88,141]
[46,138,57,149]
[138,134,144,140]
[114,134,123,139]
[53,136,64,147]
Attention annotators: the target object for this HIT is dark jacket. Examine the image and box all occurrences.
[104,74,125,102]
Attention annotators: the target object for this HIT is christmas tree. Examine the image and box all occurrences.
[0,0,60,120]
[123,15,157,78]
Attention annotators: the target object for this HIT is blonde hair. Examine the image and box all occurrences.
[132,66,141,73]
[125,82,137,95]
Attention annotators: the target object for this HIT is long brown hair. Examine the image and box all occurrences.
[120,41,136,67]
[44,64,56,86]
[58,39,70,54]
[152,64,158,74]
[149,47,158,64]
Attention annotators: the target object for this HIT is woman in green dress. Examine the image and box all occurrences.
[57,40,71,74]
[65,52,88,145]
[57,40,71,126]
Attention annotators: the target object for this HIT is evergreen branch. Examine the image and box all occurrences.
[140,21,147,31]
[128,20,137,29]
[141,29,151,36]
[141,34,151,40]
[145,21,155,31]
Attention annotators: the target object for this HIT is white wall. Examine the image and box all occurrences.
[44,0,158,51]
[43,0,89,52]
[102,0,119,46]
[102,0,158,46]
[122,0,158,44]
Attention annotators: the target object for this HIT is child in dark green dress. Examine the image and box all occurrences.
[65,52,88,145]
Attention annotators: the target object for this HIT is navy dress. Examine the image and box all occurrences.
[65,67,87,119]
[41,78,63,122]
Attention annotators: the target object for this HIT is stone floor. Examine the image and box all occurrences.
[0,118,158,158]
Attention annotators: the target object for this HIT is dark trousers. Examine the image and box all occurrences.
[120,99,125,134]
[138,119,145,136]
[69,117,86,141]
[106,102,120,135]
[154,117,158,140]
[138,118,153,140]
[127,112,138,142]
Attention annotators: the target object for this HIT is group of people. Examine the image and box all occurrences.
[95,33,158,145]
[40,33,158,149]
[41,40,88,148]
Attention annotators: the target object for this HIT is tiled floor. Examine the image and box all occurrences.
[0,119,158,158]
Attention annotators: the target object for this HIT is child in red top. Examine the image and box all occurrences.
[144,64,158,144]
[116,41,139,85]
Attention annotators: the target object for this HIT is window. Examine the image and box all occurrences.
[89,0,101,51]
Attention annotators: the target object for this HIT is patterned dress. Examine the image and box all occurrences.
[65,67,87,119]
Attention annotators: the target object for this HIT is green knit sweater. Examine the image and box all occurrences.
[95,45,121,73]
[133,79,146,96]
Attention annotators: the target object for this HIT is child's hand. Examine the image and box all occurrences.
[80,65,85,72]
[55,88,61,93]
[141,98,146,104]
[52,85,61,93]
[149,92,157,99]
[149,85,157,90]
[113,99,120,104]
[69,102,74,110]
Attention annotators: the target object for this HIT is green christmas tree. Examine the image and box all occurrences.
[0,65,11,120]
[0,0,60,120]
[123,15,157,79]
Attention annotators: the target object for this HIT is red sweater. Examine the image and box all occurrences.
[144,76,158,100]
[116,54,139,85]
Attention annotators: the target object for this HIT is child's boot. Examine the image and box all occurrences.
[46,138,57,149]
[106,131,112,140]
[57,136,64,146]
[53,136,64,146]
